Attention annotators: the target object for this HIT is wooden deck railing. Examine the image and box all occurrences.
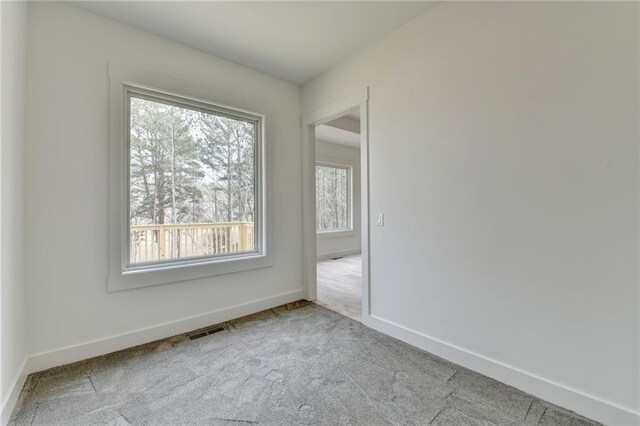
[130,222,254,264]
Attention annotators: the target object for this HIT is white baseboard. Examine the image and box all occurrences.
[9,292,636,426]
[1,358,28,426]
[25,289,304,375]
[364,314,639,426]
[317,249,361,261]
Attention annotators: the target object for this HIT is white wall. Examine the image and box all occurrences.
[316,139,361,260]
[0,0,28,421]
[26,2,302,360]
[303,2,639,424]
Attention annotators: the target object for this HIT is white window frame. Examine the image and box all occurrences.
[124,86,264,271]
[108,64,272,292]
[315,160,354,236]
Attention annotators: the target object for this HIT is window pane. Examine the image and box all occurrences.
[316,164,349,231]
[129,95,256,265]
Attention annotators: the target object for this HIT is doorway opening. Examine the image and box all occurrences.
[313,108,363,321]
[302,88,369,324]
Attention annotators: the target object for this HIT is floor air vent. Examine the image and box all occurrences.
[187,325,227,340]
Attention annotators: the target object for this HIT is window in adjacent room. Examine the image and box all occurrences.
[125,86,263,270]
[315,163,351,232]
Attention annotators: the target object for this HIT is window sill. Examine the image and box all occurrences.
[107,252,273,292]
[316,229,355,239]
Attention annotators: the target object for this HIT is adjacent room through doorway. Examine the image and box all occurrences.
[313,108,362,322]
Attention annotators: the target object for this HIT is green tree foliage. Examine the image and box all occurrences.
[129,96,255,226]
[198,112,255,223]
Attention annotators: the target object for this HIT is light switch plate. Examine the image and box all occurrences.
[377,213,384,226]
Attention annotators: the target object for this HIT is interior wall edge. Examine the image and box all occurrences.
[0,0,28,424]
[0,357,27,426]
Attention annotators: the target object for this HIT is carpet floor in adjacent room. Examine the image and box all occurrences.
[10,303,598,425]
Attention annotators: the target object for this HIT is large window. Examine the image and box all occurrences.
[126,87,262,269]
[316,163,351,232]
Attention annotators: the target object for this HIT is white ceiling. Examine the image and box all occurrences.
[70,1,434,85]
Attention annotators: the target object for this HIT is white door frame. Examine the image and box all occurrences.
[301,88,370,321]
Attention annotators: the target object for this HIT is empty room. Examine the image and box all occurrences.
[1,2,638,426]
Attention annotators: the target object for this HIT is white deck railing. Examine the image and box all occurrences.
[129,222,254,264]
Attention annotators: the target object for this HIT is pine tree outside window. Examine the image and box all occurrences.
[315,163,352,233]
[125,87,263,268]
